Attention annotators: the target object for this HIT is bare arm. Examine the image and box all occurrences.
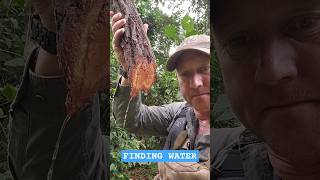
[34,48,62,76]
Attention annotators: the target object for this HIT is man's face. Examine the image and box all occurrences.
[214,0,320,162]
[176,51,210,113]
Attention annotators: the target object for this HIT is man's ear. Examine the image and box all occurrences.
[175,71,182,82]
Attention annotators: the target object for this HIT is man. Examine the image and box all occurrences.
[212,0,320,179]
[8,1,109,179]
[111,12,210,179]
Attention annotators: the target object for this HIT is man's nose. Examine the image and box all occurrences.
[190,73,203,88]
[255,37,298,85]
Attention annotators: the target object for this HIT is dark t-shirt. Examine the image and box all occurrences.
[212,128,282,180]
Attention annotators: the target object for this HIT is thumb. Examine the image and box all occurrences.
[143,24,148,34]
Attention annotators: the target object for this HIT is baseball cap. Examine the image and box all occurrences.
[166,34,210,71]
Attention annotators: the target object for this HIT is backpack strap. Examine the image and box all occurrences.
[186,109,197,149]
[163,106,188,150]
[212,144,244,178]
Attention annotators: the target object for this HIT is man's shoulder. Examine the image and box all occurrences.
[213,126,246,144]
[163,101,188,115]
[166,101,187,108]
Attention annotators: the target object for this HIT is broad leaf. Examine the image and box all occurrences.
[163,25,179,41]
[181,15,196,37]
[1,84,16,102]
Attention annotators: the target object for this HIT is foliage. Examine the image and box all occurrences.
[110,119,146,179]
[0,0,27,179]
[110,112,164,179]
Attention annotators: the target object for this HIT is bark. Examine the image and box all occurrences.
[54,0,109,115]
[112,0,157,97]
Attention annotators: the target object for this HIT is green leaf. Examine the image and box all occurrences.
[163,25,179,41]
[181,15,196,37]
[0,108,4,116]
[1,84,17,102]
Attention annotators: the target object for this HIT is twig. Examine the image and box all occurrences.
[47,114,71,180]
[0,48,23,58]
[5,0,14,17]
[123,96,134,128]
[0,101,10,107]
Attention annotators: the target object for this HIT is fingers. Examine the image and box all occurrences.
[110,11,125,49]
[112,28,127,68]
[111,12,124,29]
[110,11,147,35]
[110,11,126,67]
[112,28,125,49]
[112,18,126,34]
[110,11,114,17]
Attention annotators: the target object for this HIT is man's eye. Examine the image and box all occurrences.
[228,35,253,48]
[295,17,317,30]
[285,14,320,39]
[224,33,255,59]
[180,72,192,78]
[198,66,210,73]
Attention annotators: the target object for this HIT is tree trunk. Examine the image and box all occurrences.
[112,0,157,97]
[54,0,109,115]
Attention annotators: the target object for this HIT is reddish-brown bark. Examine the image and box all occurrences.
[54,0,110,115]
[112,0,157,97]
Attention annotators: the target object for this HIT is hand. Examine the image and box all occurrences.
[110,11,148,70]
[110,11,127,70]
[30,0,56,32]
[29,1,61,75]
